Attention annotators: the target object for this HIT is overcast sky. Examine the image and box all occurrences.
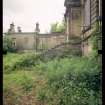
[3,0,65,33]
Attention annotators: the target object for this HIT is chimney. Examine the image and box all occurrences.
[35,22,40,34]
[17,26,22,33]
[8,22,15,33]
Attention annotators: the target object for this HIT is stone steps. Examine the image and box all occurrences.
[39,39,82,60]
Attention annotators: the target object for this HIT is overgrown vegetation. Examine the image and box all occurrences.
[3,53,102,105]
[89,22,102,57]
[3,20,102,105]
[3,36,17,54]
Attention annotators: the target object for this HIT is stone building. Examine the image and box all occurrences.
[4,23,66,52]
[81,0,102,56]
[64,0,102,56]
[4,0,102,55]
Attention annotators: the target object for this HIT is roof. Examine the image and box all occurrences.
[64,0,81,7]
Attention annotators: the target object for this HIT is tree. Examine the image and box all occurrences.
[50,20,66,33]
[50,22,58,33]
[3,36,16,53]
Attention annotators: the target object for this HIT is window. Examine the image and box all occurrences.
[12,38,16,47]
[12,41,16,47]
[13,42,16,46]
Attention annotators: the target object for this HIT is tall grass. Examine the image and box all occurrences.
[3,53,102,105]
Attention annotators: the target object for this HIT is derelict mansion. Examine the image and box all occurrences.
[4,0,102,56]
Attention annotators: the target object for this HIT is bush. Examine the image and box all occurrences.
[3,49,7,54]
[3,36,17,53]
[3,53,102,105]
[3,53,41,73]
[36,57,102,105]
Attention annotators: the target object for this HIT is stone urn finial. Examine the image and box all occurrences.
[8,22,15,33]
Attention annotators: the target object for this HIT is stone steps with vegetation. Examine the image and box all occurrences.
[40,37,82,60]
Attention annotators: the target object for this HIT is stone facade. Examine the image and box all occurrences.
[4,22,66,52]
[5,32,66,52]
[64,0,102,56]
[64,0,82,40]
[4,0,102,55]
[81,0,102,56]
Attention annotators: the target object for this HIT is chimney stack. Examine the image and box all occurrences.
[35,22,40,34]
[17,26,22,33]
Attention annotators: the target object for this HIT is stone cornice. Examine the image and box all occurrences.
[64,0,81,7]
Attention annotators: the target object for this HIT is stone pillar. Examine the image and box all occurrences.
[66,8,71,42]
[70,7,82,36]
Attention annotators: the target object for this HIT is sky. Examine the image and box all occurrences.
[3,0,65,33]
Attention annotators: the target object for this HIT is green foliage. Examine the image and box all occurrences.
[3,17,102,105]
[3,37,11,51]
[3,53,23,73]
[35,57,102,105]
[89,22,102,57]
[3,36,16,53]
[3,53,102,105]
[50,22,58,33]
[3,53,41,73]
[50,20,66,33]
[4,71,35,92]
[19,74,34,91]
[36,89,47,102]
[37,58,101,105]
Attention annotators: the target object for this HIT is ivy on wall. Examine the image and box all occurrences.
[89,21,102,57]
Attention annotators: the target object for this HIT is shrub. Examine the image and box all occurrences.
[3,53,102,105]
[3,36,17,53]
[36,57,102,105]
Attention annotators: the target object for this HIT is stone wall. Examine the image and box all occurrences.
[64,0,102,56]
[81,0,102,56]
[6,32,66,52]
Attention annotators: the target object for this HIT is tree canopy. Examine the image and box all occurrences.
[50,20,66,33]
